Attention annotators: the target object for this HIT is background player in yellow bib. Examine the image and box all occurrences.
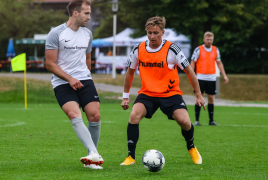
[120,16,206,165]
[191,32,229,126]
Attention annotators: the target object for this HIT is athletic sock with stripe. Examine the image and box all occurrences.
[181,123,195,150]
[127,123,139,160]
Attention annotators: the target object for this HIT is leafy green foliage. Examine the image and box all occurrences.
[0,0,68,59]
[92,0,129,39]
[93,0,268,73]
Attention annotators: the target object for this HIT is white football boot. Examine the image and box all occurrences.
[80,151,104,167]
[84,164,103,169]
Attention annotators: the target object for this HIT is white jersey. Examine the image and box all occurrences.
[45,23,93,88]
[191,44,221,81]
[127,39,190,70]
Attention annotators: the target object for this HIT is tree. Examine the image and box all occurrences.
[93,0,268,73]
[0,0,68,60]
[92,0,129,39]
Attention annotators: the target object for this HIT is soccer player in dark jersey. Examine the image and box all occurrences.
[120,16,206,165]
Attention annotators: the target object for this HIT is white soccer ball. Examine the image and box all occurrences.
[142,149,165,172]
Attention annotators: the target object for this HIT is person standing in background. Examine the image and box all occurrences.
[191,32,229,126]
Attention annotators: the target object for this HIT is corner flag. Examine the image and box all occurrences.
[11,53,27,109]
[11,53,26,72]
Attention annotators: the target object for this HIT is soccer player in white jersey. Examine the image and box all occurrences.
[120,16,206,166]
[191,32,229,126]
[45,0,103,169]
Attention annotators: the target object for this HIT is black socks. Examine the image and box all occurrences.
[195,104,201,121]
[181,124,195,150]
[127,123,139,160]
[208,103,214,122]
[196,103,214,123]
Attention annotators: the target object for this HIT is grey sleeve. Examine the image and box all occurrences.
[45,29,59,50]
[86,30,93,53]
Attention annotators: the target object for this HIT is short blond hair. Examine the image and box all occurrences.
[145,16,166,30]
[204,32,214,38]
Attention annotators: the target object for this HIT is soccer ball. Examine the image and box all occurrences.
[142,149,165,172]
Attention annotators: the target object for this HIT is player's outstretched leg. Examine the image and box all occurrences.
[120,123,139,165]
[181,124,202,164]
[70,118,104,169]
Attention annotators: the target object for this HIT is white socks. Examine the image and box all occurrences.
[70,118,97,155]
[88,121,101,147]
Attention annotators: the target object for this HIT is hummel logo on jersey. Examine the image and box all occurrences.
[65,40,71,42]
[94,96,98,98]
[128,140,134,143]
[180,102,185,106]
[139,60,164,68]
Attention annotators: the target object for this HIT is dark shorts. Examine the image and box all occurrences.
[134,93,187,120]
[196,79,217,95]
[54,79,100,110]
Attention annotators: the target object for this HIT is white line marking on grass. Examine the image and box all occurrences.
[0,108,61,111]
[0,121,25,127]
[233,112,268,116]
[220,124,268,128]
[201,124,268,128]
[216,112,268,116]
[62,120,116,123]
[101,121,116,123]
[100,109,131,112]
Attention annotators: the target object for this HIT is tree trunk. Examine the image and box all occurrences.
[204,19,212,33]
[190,30,200,57]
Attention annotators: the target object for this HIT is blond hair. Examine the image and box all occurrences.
[67,0,91,17]
[145,16,166,30]
[204,31,214,38]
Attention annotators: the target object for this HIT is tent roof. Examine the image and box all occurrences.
[102,28,136,46]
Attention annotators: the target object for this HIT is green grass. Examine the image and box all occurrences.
[93,74,268,102]
[0,103,267,180]
[0,76,267,179]
[0,77,136,104]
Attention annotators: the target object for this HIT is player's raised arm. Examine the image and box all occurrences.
[183,65,206,111]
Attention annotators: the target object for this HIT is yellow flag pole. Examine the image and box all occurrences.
[24,69,27,109]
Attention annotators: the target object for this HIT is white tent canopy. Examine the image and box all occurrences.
[102,28,137,46]
[96,28,192,74]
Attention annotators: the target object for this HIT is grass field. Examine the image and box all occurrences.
[93,74,268,102]
[0,76,267,179]
[0,103,267,180]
